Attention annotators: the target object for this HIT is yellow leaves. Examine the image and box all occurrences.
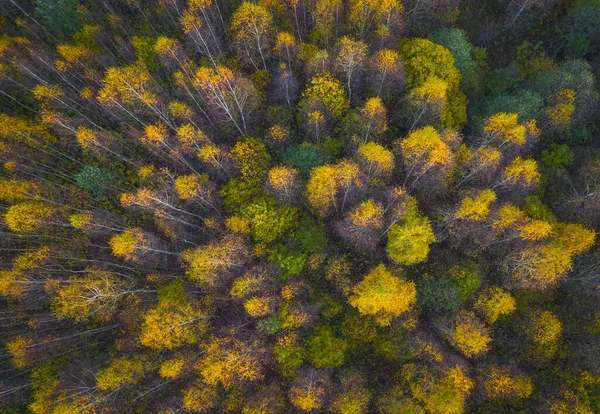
[199,337,265,389]
[266,125,289,144]
[169,101,193,119]
[492,204,526,232]
[456,189,496,221]
[0,179,38,202]
[306,160,362,216]
[51,270,121,323]
[32,84,63,101]
[154,36,180,57]
[175,174,208,200]
[6,336,32,369]
[528,311,562,345]
[139,300,206,351]
[357,142,394,179]
[275,31,296,49]
[512,244,573,289]
[348,264,417,326]
[109,228,149,262]
[98,63,156,106]
[289,384,325,411]
[225,215,250,234]
[4,200,53,233]
[181,235,247,286]
[410,76,448,104]
[451,310,491,357]
[183,382,219,412]
[544,89,575,131]
[517,220,552,241]
[159,357,185,379]
[474,287,517,324]
[350,199,384,228]
[483,112,527,145]
[267,165,294,188]
[96,357,146,391]
[76,127,99,149]
[503,157,540,186]
[176,123,207,148]
[484,366,533,399]
[244,296,272,317]
[142,122,168,145]
[446,366,475,395]
[400,126,453,169]
[303,73,349,118]
[56,44,91,65]
[231,2,273,45]
[374,48,401,74]
[551,222,595,255]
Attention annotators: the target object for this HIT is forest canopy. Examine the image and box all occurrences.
[1,0,600,413]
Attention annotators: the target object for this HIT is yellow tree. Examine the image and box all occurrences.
[180,235,248,287]
[368,49,405,98]
[447,310,491,357]
[359,97,387,142]
[289,368,330,411]
[51,269,130,323]
[481,112,539,154]
[474,287,517,324]
[386,196,436,265]
[483,366,533,400]
[311,0,343,47]
[348,264,416,326]
[198,337,267,389]
[337,199,385,250]
[230,2,274,70]
[139,297,207,351]
[334,37,368,100]
[543,89,575,133]
[306,160,363,216]
[348,0,405,47]
[356,142,394,182]
[96,356,149,391]
[406,76,448,130]
[97,63,171,128]
[399,126,453,189]
[493,157,541,193]
[266,165,300,204]
[455,189,497,221]
[109,228,170,263]
[4,201,53,233]
[193,65,259,135]
[302,72,349,121]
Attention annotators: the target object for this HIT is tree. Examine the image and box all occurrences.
[474,287,517,324]
[480,112,539,155]
[406,76,448,129]
[306,160,363,216]
[301,72,350,123]
[387,197,436,265]
[230,137,272,181]
[330,370,372,414]
[4,201,53,233]
[51,269,129,323]
[289,368,330,411]
[356,142,394,182]
[359,98,388,142]
[455,189,497,222]
[368,49,406,100]
[35,0,80,38]
[96,356,148,391]
[446,310,491,358]
[193,65,259,134]
[349,264,417,326]
[398,126,454,190]
[337,199,385,251]
[430,28,475,89]
[311,0,343,47]
[403,0,460,34]
[109,228,170,263]
[399,38,466,129]
[181,235,248,286]
[139,283,208,351]
[266,165,300,204]
[198,337,268,389]
[231,2,275,70]
[240,197,298,243]
[483,366,533,400]
[348,0,405,48]
[333,37,368,101]
[306,326,349,368]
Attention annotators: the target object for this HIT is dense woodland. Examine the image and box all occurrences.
[0,0,600,412]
